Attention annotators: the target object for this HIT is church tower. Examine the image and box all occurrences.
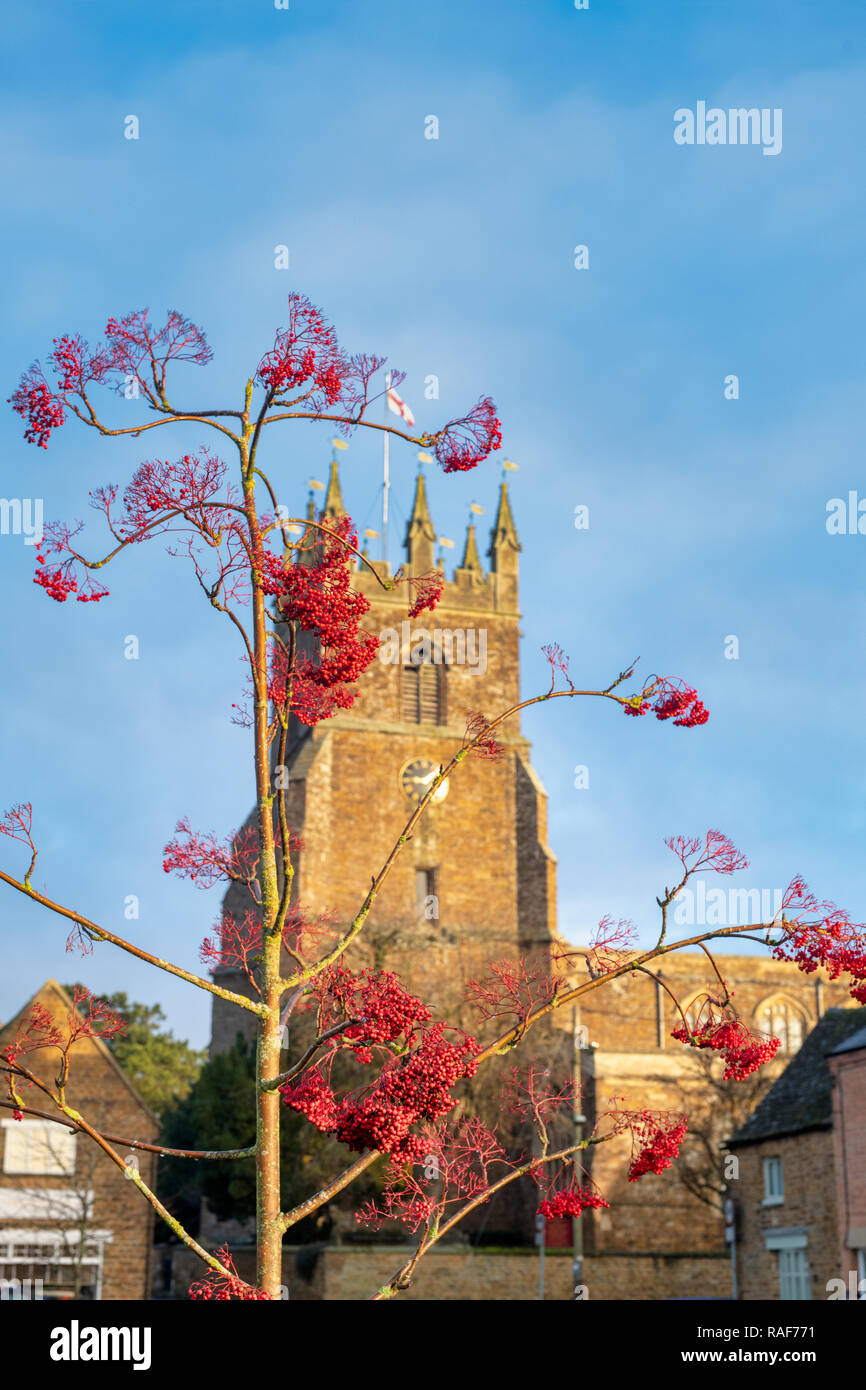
[210,457,559,1052]
[204,454,857,1287]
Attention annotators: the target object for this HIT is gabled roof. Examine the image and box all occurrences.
[0,979,159,1130]
[729,1006,866,1148]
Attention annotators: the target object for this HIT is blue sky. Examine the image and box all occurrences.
[1,0,865,1048]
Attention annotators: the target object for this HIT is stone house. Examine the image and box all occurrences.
[0,980,158,1300]
[727,1006,866,1300]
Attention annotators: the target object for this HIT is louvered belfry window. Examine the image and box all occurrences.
[401,658,444,724]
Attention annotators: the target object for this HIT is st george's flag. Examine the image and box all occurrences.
[387,385,415,428]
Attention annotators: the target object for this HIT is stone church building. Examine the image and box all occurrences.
[208,457,852,1299]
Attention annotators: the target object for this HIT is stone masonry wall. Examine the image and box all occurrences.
[158,1242,730,1302]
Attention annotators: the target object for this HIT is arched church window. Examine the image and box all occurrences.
[756,1000,805,1054]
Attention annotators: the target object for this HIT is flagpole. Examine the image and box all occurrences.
[383,371,390,568]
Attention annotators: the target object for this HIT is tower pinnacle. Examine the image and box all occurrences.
[453,520,484,584]
[403,471,437,574]
[487,482,521,608]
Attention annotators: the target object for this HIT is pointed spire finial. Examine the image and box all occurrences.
[487,474,521,607]
[488,481,519,561]
[323,455,345,518]
[459,520,483,573]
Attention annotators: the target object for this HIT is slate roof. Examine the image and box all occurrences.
[728,1006,866,1147]
[828,1022,866,1056]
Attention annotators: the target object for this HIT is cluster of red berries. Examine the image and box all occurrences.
[722,1035,782,1080]
[671,1019,781,1080]
[282,1021,480,1159]
[626,1113,688,1181]
[434,397,502,473]
[33,552,107,604]
[772,920,866,1005]
[49,334,113,393]
[334,1026,479,1157]
[381,1025,479,1117]
[258,344,317,394]
[280,1068,339,1130]
[335,1093,427,1159]
[288,671,361,726]
[324,966,432,1060]
[262,517,379,726]
[256,295,344,405]
[537,1187,610,1221]
[770,878,866,1002]
[261,519,365,643]
[51,336,85,391]
[34,555,77,601]
[9,376,65,448]
[406,572,445,619]
[624,677,709,727]
[313,363,345,407]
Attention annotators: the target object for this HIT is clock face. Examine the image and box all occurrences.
[400,757,449,805]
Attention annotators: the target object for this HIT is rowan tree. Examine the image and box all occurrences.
[2,294,865,1299]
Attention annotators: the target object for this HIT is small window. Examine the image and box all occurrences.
[1,1120,76,1177]
[779,1247,811,1300]
[401,661,445,725]
[416,867,438,921]
[763,1156,784,1205]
